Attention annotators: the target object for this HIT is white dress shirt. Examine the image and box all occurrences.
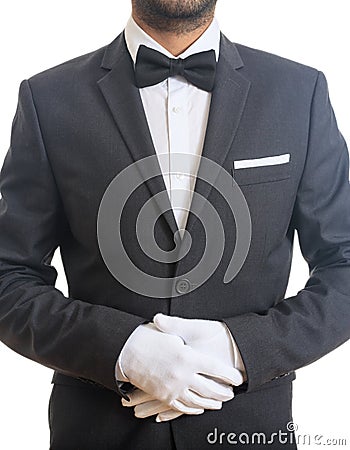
[116,17,246,383]
[124,16,220,232]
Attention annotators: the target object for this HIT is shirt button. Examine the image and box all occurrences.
[172,106,182,114]
[175,279,191,294]
[175,173,185,180]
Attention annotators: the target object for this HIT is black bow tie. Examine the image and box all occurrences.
[134,45,217,92]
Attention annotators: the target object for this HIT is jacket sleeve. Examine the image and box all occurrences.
[0,79,145,394]
[223,71,350,392]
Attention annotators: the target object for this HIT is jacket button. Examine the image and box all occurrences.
[175,279,191,294]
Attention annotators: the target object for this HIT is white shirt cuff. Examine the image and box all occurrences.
[222,322,247,381]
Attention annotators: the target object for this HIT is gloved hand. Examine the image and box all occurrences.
[122,314,246,422]
[154,314,246,375]
[122,389,184,421]
[119,322,244,415]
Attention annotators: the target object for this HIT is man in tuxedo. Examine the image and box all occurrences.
[0,0,349,448]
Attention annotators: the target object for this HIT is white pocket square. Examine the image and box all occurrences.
[233,153,290,169]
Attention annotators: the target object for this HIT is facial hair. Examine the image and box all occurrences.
[132,0,218,34]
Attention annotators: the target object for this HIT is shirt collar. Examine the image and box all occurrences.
[124,15,220,65]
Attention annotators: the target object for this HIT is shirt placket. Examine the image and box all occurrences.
[167,77,192,232]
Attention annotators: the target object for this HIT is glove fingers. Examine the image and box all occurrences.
[197,355,244,386]
[185,390,222,410]
[169,399,204,415]
[156,410,184,422]
[134,400,169,418]
[121,389,153,407]
[190,373,234,401]
[153,313,198,342]
[175,390,221,411]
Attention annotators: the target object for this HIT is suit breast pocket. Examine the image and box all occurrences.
[232,153,291,186]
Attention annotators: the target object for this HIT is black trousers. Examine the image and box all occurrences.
[48,372,297,450]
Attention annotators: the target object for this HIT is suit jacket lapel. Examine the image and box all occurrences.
[185,34,251,235]
[97,32,179,236]
[97,31,251,241]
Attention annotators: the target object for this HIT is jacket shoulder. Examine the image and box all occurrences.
[235,42,319,74]
[26,43,108,91]
[234,41,320,86]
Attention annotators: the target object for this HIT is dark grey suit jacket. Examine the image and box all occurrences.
[0,30,349,449]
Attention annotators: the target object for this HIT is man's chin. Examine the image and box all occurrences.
[132,0,218,34]
[133,0,218,20]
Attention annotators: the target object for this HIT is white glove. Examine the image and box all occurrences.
[118,322,243,415]
[122,314,246,422]
[154,314,246,376]
[121,389,184,421]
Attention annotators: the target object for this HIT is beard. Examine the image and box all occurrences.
[132,0,218,34]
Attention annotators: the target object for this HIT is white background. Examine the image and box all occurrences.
[0,1,349,448]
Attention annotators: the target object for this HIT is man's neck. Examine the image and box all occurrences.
[131,13,214,57]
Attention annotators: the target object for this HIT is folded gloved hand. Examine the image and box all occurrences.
[121,314,246,422]
[122,389,184,421]
[119,322,244,415]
